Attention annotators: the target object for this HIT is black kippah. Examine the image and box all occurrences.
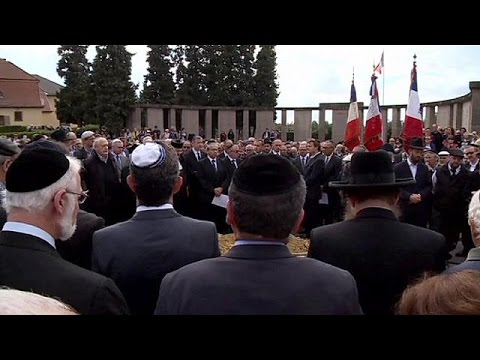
[6,148,70,192]
[23,139,69,155]
[232,154,301,195]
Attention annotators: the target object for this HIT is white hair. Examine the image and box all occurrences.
[111,138,123,146]
[0,288,78,315]
[468,190,480,246]
[5,156,81,213]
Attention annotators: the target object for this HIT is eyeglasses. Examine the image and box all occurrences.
[65,190,89,204]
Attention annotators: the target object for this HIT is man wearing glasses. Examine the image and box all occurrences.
[0,148,129,315]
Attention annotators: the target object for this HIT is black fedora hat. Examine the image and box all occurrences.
[409,137,425,150]
[330,150,416,189]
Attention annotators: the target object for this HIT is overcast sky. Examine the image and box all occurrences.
[1,45,479,121]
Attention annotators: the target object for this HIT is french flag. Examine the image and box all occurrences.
[344,80,362,151]
[402,57,423,151]
[364,73,384,151]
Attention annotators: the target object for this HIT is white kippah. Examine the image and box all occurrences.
[438,150,450,156]
[131,143,167,168]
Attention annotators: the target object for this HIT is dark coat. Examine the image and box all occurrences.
[433,165,469,212]
[304,153,326,205]
[197,157,230,204]
[155,244,363,315]
[92,209,220,315]
[394,160,432,227]
[0,231,129,315]
[308,208,448,315]
[55,210,105,270]
[83,151,122,225]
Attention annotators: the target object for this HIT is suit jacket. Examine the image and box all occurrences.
[433,165,469,212]
[292,156,307,176]
[155,244,363,315]
[55,210,105,270]
[92,209,220,315]
[321,154,342,206]
[304,153,326,204]
[183,150,206,201]
[308,208,448,315]
[197,157,230,204]
[221,157,241,194]
[394,160,432,225]
[0,231,129,315]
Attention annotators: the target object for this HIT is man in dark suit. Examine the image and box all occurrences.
[197,142,231,233]
[0,148,129,315]
[303,139,326,235]
[308,150,448,315]
[92,142,220,315]
[292,142,308,176]
[155,154,363,315]
[432,148,470,253]
[320,140,343,224]
[394,137,432,228]
[183,135,206,219]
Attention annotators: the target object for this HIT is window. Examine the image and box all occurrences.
[14,111,23,122]
[0,116,5,125]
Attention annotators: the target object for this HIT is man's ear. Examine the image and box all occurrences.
[127,175,136,193]
[52,189,67,215]
[173,176,183,195]
[3,158,13,173]
[226,200,236,226]
[292,209,304,234]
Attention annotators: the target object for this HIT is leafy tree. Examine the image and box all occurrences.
[141,45,175,104]
[91,45,137,136]
[177,45,207,105]
[253,45,279,107]
[56,45,91,126]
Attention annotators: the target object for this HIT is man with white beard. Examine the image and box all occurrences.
[0,148,129,315]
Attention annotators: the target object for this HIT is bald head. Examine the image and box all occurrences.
[0,288,78,315]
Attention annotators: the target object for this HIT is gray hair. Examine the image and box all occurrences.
[5,156,81,213]
[130,142,179,206]
[0,287,78,315]
[469,190,480,246]
[111,138,123,146]
[228,177,306,239]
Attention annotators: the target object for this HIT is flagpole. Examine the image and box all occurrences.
[382,49,385,106]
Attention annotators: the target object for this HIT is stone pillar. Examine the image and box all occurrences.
[332,109,348,144]
[424,107,435,129]
[437,105,451,128]
[243,110,249,140]
[452,102,463,130]
[392,108,401,138]
[470,82,480,133]
[318,107,326,141]
[205,109,212,140]
[219,110,236,139]
[146,108,163,129]
[129,107,142,131]
[463,101,471,130]
[166,108,175,130]
[294,110,312,142]
[381,107,388,142]
[255,110,274,139]
[182,109,199,136]
[281,110,287,141]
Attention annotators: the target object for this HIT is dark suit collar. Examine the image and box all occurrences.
[131,208,181,221]
[0,231,59,256]
[355,207,398,221]
[225,244,294,259]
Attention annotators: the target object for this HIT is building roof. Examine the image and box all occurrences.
[32,74,64,96]
[0,58,37,81]
[0,59,44,108]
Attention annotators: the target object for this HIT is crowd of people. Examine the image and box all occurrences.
[1,122,480,315]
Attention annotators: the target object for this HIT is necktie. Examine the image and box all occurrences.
[212,159,217,172]
[302,157,306,168]
[232,159,237,169]
[325,156,330,166]
[196,151,200,161]
[116,155,122,169]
